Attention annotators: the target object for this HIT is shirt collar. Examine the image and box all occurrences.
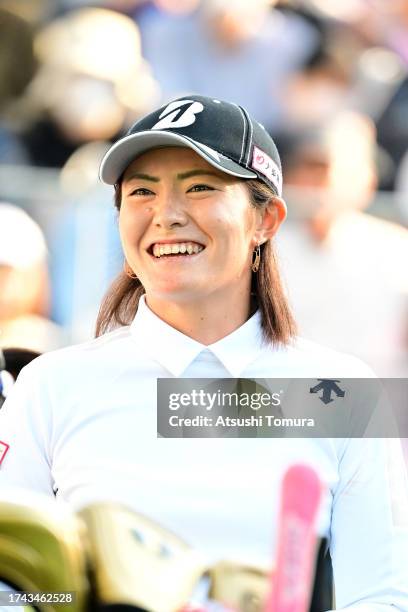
[130,295,265,377]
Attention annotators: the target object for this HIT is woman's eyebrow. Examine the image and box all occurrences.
[123,169,222,183]
[123,172,160,183]
[177,169,222,180]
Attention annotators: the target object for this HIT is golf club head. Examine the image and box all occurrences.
[208,561,270,612]
[78,503,209,612]
[0,487,89,611]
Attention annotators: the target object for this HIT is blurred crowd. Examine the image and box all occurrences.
[1,0,408,377]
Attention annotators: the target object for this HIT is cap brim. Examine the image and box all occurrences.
[99,130,257,185]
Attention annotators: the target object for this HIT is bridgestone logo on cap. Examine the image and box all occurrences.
[251,146,282,195]
[152,100,204,130]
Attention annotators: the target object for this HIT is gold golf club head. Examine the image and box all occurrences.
[0,488,89,612]
[208,561,271,612]
[78,503,209,612]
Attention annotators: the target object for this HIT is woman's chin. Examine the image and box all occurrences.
[145,285,207,304]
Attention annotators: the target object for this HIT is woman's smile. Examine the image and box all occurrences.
[148,240,205,259]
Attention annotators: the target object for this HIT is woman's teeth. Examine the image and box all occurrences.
[152,243,204,258]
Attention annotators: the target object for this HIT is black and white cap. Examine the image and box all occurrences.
[99,94,283,196]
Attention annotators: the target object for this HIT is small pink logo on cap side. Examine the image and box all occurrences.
[0,441,10,466]
[251,145,282,194]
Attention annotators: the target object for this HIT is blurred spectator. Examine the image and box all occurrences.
[396,149,408,224]
[150,0,200,14]
[282,1,408,191]
[21,7,158,168]
[280,12,375,134]
[0,203,66,353]
[0,9,36,104]
[0,1,56,25]
[376,74,408,190]
[55,0,147,12]
[135,0,320,130]
[50,143,123,342]
[395,148,408,256]
[365,1,408,189]
[0,8,37,166]
[352,0,408,66]
[276,112,408,376]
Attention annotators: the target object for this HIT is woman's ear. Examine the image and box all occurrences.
[254,197,287,245]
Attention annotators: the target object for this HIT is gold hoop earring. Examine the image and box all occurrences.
[124,261,137,279]
[251,244,261,273]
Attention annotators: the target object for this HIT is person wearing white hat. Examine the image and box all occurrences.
[0,203,65,353]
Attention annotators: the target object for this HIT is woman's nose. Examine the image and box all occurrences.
[152,193,188,228]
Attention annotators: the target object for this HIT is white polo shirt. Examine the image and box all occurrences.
[1,296,408,611]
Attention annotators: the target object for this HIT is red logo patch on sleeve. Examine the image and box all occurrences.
[0,441,10,466]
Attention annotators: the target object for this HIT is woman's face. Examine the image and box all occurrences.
[119,146,265,306]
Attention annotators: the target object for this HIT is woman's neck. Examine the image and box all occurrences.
[145,291,254,345]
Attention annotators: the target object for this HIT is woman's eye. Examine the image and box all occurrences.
[129,187,153,196]
[188,184,214,192]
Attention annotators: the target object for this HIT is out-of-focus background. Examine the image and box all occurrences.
[1,0,408,376]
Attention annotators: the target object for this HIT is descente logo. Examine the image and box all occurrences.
[152,100,204,130]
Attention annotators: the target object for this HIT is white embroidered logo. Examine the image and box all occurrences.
[251,146,282,194]
[152,100,204,130]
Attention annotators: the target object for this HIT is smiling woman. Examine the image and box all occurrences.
[96,146,294,345]
[0,94,407,612]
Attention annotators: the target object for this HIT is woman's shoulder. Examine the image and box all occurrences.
[16,325,135,380]
[268,336,377,378]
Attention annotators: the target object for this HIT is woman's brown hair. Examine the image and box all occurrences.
[95,179,297,345]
